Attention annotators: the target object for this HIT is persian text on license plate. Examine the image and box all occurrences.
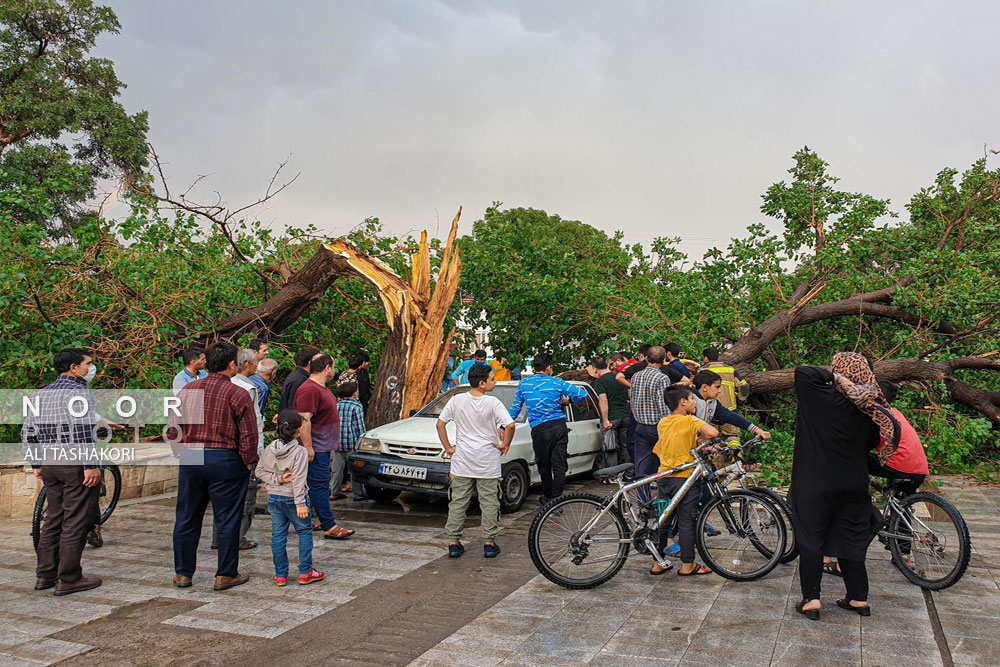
[379,463,427,480]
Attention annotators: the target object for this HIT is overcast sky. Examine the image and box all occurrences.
[97,1,999,258]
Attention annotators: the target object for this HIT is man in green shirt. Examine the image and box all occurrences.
[589,355,631,469]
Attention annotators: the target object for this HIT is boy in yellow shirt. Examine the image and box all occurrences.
[650,384,719,576]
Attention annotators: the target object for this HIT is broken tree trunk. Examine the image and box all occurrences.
[327,208,463,428]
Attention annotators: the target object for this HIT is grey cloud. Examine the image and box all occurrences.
[97,1,999,255]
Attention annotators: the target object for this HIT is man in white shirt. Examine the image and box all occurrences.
[437,364,515,559]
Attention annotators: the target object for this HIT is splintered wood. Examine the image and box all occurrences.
[325,208,462,427]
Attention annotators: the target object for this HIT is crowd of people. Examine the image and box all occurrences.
[24,340,930,621]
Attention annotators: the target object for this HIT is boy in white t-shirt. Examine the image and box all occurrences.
[437,364,516,559]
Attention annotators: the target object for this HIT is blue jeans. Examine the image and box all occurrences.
[307,451,337,530]
[268,495,313,577]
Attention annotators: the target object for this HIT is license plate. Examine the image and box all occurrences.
[379,463,427,480]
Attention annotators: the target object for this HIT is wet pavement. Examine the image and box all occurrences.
[0,477,997,666]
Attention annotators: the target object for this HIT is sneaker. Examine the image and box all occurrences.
[537,496,550,506]
[273,576,287,587]
[484,543,501,558]
[86,527,103,548]
[448,543,465,558]
[298,569,325,585]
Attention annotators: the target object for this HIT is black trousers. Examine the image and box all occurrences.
[531,418,569,499]
[173,449,250,578]
[625,415,638,464]
[799,542,869,602]
[867,454,925,495]
[656,477,701,563]
[36,466,99,582]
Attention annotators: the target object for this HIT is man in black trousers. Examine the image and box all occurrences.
[23,348,103,595]
[170,342,260,591]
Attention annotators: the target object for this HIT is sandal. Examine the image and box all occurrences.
[312,522,322,531]
[324,525,355,540]
[649,562,673,576]
[665,544,681,557]
[678,564,712,576]
[823,561,843,577]
[239,540,258,551]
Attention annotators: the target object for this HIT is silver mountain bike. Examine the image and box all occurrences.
[528,441,787,590]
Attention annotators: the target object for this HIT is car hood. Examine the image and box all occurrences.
[365,416,448,445]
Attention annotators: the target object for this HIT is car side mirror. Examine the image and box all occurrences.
[409,409,419,417]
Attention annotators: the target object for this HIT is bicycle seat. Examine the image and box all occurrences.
[593,463,634,479]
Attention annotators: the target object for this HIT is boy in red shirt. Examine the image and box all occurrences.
[868,381,929,494]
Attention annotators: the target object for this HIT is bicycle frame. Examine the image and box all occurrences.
[575,444,746,566]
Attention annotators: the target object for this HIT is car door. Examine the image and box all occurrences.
[565,385,603,474]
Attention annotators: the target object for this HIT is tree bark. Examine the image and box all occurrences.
[722,280,953,367]
[198,245,354,342]
[743,356,1000,426]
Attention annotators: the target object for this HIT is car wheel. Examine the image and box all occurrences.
[366,486,401,503]
[499,462,529,514]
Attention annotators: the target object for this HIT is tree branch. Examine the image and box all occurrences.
[743,356,1000,425]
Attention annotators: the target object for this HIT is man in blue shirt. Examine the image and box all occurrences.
[451,349,488,385]
[172,347,208,394]
[248,358,276,417]
[664,342,691,379]
[509,353,587,503]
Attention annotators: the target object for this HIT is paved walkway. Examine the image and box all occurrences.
[0,478,996,666]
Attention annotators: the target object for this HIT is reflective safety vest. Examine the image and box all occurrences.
[704,362,748,409]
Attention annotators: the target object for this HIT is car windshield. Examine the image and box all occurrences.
[415,385,526,422]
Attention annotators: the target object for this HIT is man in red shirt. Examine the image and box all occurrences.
[295,354,355,540]
[171,342,259,591]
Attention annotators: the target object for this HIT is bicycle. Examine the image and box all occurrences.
[870,476,970,590]
[712,438,798,564]
[31,463,122,551]
[611,437,797,565]
[528,440,787,590]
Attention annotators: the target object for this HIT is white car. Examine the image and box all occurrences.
[348,381,604,513]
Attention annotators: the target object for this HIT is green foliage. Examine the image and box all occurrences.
[0,0,150,232]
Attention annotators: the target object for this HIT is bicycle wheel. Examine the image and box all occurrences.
[31,487,47,552]
[750,486,798,564]
[97,464,122,524]
[696,490,785,581]
[528,493,631,590]
[887,492,971,590]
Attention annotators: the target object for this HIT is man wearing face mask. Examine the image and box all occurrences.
[21,348,103,595]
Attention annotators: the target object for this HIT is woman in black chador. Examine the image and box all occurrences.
[788,352,900,620]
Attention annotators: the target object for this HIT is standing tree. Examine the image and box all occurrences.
[0,0,149,232]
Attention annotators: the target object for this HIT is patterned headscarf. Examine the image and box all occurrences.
[831,352,901,463]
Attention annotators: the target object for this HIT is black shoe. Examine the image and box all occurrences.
[86,527,104,548]
[448,543,465,558]
[836,599,871,616]
[538,496,550,506]
[796,600,820,621]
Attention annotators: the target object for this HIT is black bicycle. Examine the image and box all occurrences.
[32,463,122,551]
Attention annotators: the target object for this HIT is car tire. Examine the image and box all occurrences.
[366,486,402,503]
[499,462,529,514]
